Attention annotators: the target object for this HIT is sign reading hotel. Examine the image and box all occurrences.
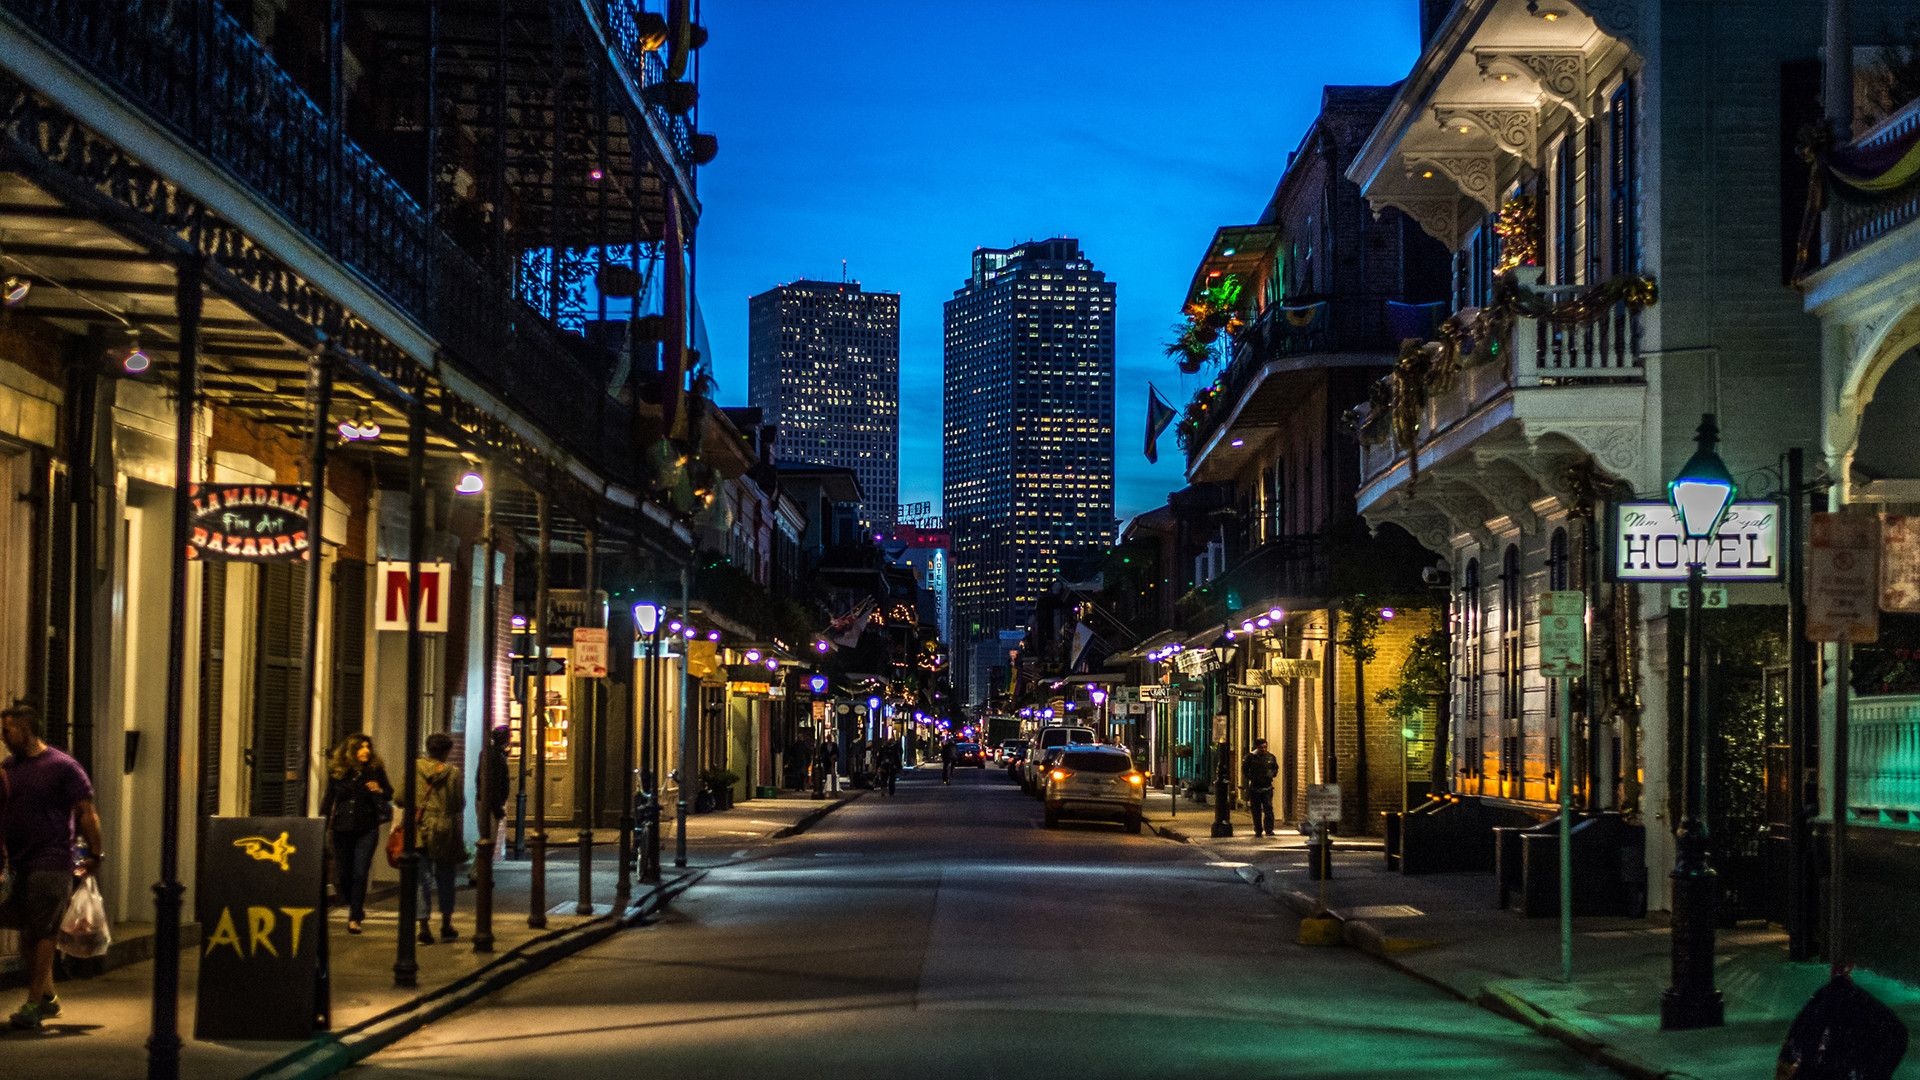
[1610,500,1781,582]
[187,484,311,561]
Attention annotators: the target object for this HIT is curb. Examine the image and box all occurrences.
[771,790,866,838]
[245,871,705,1080]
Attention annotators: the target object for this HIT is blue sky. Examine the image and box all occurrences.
[694,1,1421,523]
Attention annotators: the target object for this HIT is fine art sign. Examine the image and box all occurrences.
[187,484,311,561]
[195,816,327,1040]
[1610,500,1781,582]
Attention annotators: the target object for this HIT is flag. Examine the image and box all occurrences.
[1144,384,1176,464]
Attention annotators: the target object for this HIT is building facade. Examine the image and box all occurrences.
[944,239,1115,704]
[748,279,901,530]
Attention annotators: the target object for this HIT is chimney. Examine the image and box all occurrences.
[1420,0,1455,45]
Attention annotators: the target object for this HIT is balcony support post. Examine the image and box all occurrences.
[529,490,550,928]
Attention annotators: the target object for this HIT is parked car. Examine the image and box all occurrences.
[1002,743,1028,779]
[1041,744,1145,832]
[997,739,1024,763]
[1020,726,1096,793]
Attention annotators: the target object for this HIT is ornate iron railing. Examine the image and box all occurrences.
[1,0,653,487]
[1851,695,1920,827]
[599,0,697,163]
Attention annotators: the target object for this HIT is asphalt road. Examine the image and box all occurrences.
[357,765,1612,1079]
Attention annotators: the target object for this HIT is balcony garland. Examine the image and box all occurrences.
[1341,269,1657,491]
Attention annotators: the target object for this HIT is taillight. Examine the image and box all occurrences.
[1049,769,1071,782]
[1126,773,1144,785]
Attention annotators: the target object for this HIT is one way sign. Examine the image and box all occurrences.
[375,561,453,633]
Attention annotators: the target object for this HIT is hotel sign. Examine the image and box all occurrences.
[1610,501,1781,582]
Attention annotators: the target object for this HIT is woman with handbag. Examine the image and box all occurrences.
[320,734,391,935]
[402,732,467,945]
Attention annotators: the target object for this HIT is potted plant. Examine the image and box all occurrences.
[700,767,740,811]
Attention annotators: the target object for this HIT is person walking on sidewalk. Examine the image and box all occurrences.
[405,733,467,944]
[0,704,103,1031]
[321,733,393,935]
[875,738,900,796]
[479,727,510,856]
[816,736,841,794]
[1242,738,1279,837]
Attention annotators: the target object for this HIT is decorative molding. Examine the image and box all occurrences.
[1552,423,1642,481]
[1575,0,1641,51]
[1369,193,1464,250]
[1432,104,1538,162]
[1473,49,1591,117]
[1403,151,1500,213]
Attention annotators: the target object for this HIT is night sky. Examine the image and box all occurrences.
[695,1,1421,523]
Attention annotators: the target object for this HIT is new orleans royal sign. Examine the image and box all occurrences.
[187,484,312,561]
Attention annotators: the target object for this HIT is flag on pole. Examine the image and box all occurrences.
[1144,384,1176,464]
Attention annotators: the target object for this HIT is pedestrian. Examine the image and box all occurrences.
[0,704,104,1031]
[816,736,840,794]
[478,726,510,863]
[850,734,869,789]
[320,733,392,935]
[404,732,467,944]
[875,738,900,796]
[1242,738,1279,837]
[941,737,956,785]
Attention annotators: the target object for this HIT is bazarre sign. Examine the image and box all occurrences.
[195,816,327,1040]
[187,484,311,561]
[1610,500,1781,582]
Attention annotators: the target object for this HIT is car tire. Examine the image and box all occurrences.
[1124,813,1143,835]
[1043,806,1060,828]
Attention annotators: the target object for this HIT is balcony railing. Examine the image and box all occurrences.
[1830,97,1920,264]
[1187,295,1401,463]
[1851,695,1920,826]
[1176,534,1331,628]
[1357,269,1644,485]
[2,0,660,487]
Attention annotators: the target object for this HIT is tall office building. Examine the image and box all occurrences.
[944,239,1115,704]
[749,280,901,529]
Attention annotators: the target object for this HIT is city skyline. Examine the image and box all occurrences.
[694,1,1423,524]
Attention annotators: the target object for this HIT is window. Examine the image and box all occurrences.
[1499,545,1522,780]
[1608,79,1639,276]
[1548,527,1570,590]
[1552,136,1576,285]
[1460,558,1482,779]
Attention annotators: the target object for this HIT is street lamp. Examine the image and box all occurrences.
[625,603,663,895]
[1662,413,1735,1031]
[1210,632,1238,839]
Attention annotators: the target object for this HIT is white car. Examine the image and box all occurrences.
[1021,725,1096,793]
[1041,744,1145,833]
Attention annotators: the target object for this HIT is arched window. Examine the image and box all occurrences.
[1461,558,1482,780]
[1548,527,1570,591]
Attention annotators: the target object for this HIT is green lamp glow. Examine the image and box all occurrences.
[1667,414,1737,542]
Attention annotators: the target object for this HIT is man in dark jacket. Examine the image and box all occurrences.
[480,727,511,837]
[1242,738,1280,837]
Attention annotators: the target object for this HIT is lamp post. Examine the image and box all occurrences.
[1210,632,1238,839]
[1661,413,1736,1030]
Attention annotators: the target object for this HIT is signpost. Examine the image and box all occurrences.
[195,816,327,1040]
[571,627,608,679]
[1539,590,1587,984]
[1306,783,1341,892]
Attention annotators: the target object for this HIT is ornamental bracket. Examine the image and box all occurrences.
[1472,49,1592,118]
[1403,151,1502,213]
[1432,104,1539,164]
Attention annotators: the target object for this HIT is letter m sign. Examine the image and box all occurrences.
[375,561,452,633]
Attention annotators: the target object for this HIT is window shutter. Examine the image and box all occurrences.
[330,559,367,746]
[197,562,227,818]
[249,562,307,815]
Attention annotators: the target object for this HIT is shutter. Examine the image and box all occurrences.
[249,562,307,815]
[197,562,226,818]
[329,559,367,746]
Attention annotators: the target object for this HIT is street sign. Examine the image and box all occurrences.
[1610,500,1781,581]
[374,561,452,633]
[571,627,608,678]
[1808,513,1880,643]
[195,816,327,1040]
[1227,683,1263,700]
[1668,585,1729,610]
[511,656,566,678]
[1306,783,1342,824]
[1538,591,1587,678]
[1268,658,1321,680]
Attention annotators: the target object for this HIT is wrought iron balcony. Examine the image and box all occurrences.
[1826,97,1920,265]
[1175,534,1331,629]
[0,0,691,488]
[1849,695,1920,827]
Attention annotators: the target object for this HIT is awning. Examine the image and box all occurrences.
[1186,224,1283,303]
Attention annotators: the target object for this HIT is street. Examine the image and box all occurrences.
[356,767,1610,1079]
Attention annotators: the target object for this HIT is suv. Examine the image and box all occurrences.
[1041,744,1145,832]
[1020,726,1096,794]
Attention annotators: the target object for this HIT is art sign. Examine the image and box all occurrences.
[195,816,327,1040]
[1610,500,1781,582]
[187,484,311,561]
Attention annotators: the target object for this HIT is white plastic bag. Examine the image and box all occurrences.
[57,876,111,959]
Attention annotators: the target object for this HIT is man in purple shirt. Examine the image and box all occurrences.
[1,704,102,1031]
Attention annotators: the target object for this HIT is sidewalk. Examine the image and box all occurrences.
[1161,820,1920,1080]
[0,789,862,1080]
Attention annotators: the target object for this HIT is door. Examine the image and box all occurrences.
[249,561,307,815]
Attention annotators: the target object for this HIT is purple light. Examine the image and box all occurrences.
[588,167,605,181]
[1267,607,1285,620]
[1256,616,1272,628]
[668,620,683,632]
[1380,607,1397,621]
[765,659,778,671]
[1224,630,1237,640]
[808,675,828,694]
[814,640,830,653]
[683,629,696,639]
[1241,620,1255,633]
[707,630,721,642]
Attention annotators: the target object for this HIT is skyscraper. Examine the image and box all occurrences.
[749,280,901,528]
[944,239,1115,704]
